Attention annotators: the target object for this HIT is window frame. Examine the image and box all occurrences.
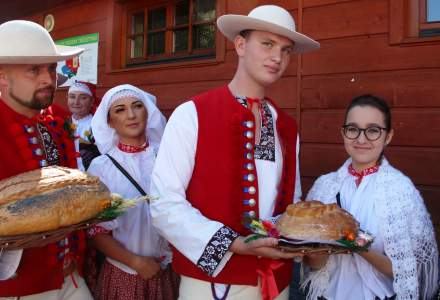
[390,0,440,45]
[124,0,218,66]
[420,0,440,32]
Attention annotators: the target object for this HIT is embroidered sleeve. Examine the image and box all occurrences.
[196,226,239,276]
[87,225,110,238]
[268,216,280,224]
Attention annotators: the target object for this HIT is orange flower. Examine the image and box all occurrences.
[346,232,356,241]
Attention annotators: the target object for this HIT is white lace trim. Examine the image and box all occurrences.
[301,258,333,300]
[303,158,438,299]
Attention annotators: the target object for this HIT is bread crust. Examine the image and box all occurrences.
[276,200,359,240]
[0,166,112,236]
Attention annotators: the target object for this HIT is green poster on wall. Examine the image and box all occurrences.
[56,33,99,86]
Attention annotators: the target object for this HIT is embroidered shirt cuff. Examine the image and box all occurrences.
[268,215,281,224]
[196,226,239,276]
[87,225,110,238]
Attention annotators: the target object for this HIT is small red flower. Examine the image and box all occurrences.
[262,220,275,231]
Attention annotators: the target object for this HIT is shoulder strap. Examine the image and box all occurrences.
[105,154,147,196]
[336,192,341,207]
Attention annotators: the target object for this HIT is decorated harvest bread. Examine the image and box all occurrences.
[276,200,359,240]
[0,166,112,236]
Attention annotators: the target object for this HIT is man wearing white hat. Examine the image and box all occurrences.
[0,20,93,299]
[150,5,319,300]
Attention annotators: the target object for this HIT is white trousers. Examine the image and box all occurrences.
[0,271,93,300]
[179,275,289,300]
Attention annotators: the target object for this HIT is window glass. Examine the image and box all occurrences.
[148,32,165,55]
[131,35,143,58]
[175,0,189,25]
[126,0,217,64]
[193,0,215,22]
[193,24,215,49]
[132,13,144,34]
[147,7,166,55]
[427,0,440,22]
[174,28,189,52]
[148,7,166,30]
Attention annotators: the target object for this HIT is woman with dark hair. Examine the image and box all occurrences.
[87,84,179,299]
[302,95,438,300]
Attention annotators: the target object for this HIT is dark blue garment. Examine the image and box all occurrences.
[289,262,306,300]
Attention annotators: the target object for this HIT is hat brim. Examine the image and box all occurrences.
[217,15,320,53]
[0,45,84,64]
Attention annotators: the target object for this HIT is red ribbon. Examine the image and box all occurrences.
[257,259,285,300]
[247,98,269,127]
[117,141,149,153]
[348,164,379,186]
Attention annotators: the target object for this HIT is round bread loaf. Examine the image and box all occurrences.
[276,200,359,240]
[0,166,112,236]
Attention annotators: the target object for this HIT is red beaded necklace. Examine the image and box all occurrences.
[348,164,380,187]
[117,141,148,153]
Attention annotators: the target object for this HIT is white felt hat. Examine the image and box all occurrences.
[0,20,84,64]
[217,5,319,53]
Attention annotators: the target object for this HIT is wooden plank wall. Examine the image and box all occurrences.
[25,0,440,239]
[270,0,440,240]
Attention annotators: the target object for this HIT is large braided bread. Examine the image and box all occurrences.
[0,166,112,236]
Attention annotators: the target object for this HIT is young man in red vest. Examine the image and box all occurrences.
[150,5,319,300]
[0,20,93,299]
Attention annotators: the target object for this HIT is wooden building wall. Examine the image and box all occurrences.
[24,0,440,238]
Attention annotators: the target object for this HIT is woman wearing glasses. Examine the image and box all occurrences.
[301,95,438,300]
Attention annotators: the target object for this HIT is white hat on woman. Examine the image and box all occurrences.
[217,5,319,53]
[92,84,166,154]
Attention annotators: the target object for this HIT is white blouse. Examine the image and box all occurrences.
[72,114,93,171]
[88,146,171,274]
[150,100,301,277]
[321,172,394,300]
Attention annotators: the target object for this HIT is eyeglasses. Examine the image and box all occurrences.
[342,125,387,141]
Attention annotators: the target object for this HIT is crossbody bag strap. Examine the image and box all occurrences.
[105,154,147,196]
[336,192,341,207]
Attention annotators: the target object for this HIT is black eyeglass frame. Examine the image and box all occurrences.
[341,124,388,141]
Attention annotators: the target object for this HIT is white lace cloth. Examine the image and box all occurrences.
[302,158,438,300]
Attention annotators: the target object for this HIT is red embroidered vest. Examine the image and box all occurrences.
[172,86,297,291]
[0,99,85,297]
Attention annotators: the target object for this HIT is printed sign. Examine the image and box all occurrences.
[56,33,99,86]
